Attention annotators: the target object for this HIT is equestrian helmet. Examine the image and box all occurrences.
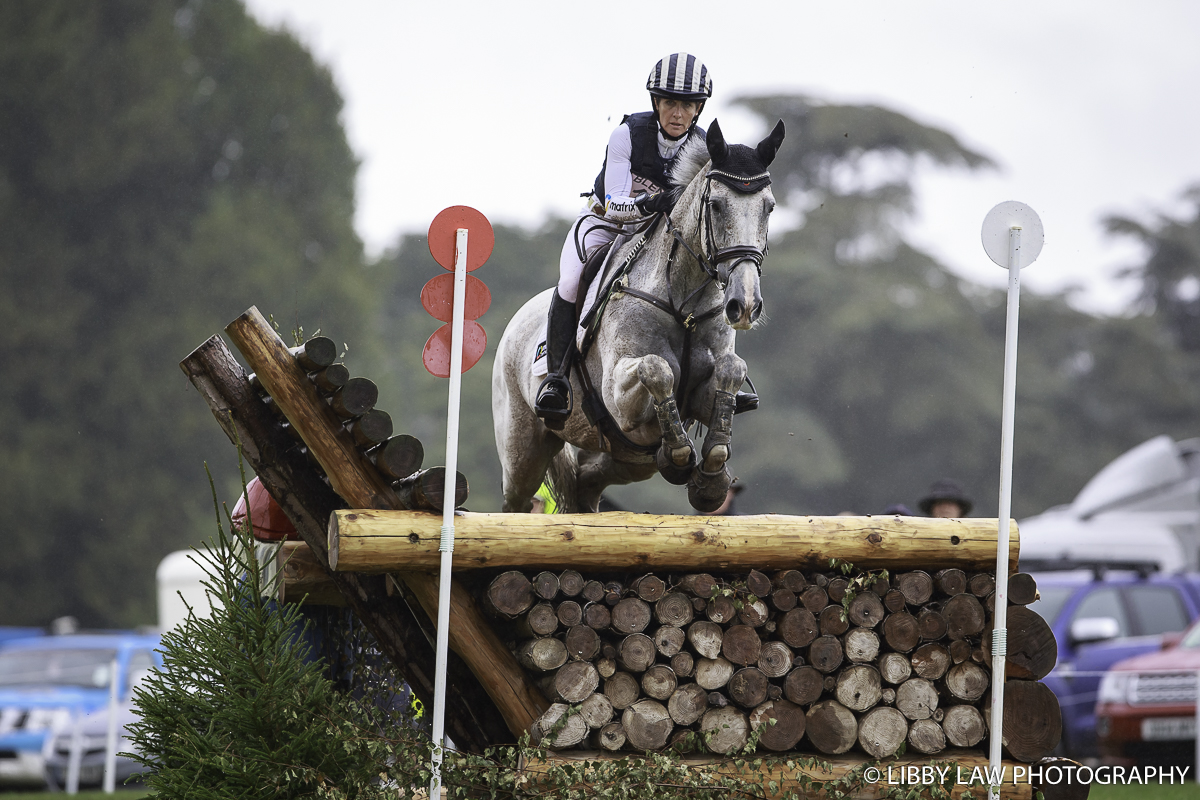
[647,52,712,101]
[918,478,974,516]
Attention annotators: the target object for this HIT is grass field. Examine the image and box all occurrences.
[0,779,1196,798]
[1090,785,1199,799]
[0,792,146,799]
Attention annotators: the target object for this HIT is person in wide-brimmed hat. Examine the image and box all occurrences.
[918,479,973,518]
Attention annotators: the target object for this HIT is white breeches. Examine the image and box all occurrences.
[557,212,619,303]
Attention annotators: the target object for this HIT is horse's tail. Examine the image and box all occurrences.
[545,444,579,514]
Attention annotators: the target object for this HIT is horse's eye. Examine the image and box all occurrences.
[765,198,776,213]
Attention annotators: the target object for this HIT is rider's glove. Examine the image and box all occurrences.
[604,194,641,222]
[636,191,672,215]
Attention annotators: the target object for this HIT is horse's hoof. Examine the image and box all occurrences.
[688,466,731,512]
[657,445,696,485]
[701,444,729,473]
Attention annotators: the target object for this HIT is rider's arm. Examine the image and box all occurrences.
[601,124,641,220]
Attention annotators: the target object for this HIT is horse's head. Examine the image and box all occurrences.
[700,118,785,329]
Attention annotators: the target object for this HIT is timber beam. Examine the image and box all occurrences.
[222,307,548,740]
[179,333,509,750]
[329,510,1020,574]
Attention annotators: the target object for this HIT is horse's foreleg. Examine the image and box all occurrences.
[700,353,747,472]
[611,355,696,485]
[688,353,746,511]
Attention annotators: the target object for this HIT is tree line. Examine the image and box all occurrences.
[1,0,1196,627]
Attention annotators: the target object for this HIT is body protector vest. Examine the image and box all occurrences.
[591,111,706,202]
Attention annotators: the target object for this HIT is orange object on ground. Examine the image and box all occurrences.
[231,478,299,542]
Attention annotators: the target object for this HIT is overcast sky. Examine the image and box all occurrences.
[243,0,1200,314]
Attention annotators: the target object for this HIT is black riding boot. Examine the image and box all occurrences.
[534,290,577,430]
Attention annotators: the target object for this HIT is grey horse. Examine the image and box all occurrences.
[493,118,785,513]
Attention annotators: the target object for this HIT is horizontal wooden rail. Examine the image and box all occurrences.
[329,511,1019,573]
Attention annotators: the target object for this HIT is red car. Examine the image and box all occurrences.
[1095,620,1199,768]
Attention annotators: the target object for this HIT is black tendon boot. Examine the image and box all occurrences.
[534,290,578,430]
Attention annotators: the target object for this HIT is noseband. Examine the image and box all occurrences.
[668,169,771,290]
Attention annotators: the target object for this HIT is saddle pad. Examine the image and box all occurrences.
[531,318,549,378]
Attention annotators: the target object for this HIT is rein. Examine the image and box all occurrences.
[572,168,771,458]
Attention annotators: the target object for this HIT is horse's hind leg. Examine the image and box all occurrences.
[499,428,564,513]
[575,451,657,512]
[689,352,746,510]
[495,365,565,512]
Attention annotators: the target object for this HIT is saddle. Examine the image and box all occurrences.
[558,214,759,461]
[575,238,620,319]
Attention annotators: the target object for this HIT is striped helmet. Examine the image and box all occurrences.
[647,53,712,101]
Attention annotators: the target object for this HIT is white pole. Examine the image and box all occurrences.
[102,656,119,793]
[65,706,83,795]
[430,227,468,798]
[988,226,1022,799]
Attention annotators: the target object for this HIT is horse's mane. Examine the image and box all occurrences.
[667,134,710,199]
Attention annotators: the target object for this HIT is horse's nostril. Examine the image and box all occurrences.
[725,299,744,323]
[751,300,763,321]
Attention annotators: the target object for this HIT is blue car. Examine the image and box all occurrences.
[0,632,161,787]
[1025,563,1200,760]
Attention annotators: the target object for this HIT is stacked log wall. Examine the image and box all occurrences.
[495,566,1058,764]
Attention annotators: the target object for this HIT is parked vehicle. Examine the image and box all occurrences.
[43,701,144,789]
[1095,617,1200,769]
[0,633,161,787]
[1025,563,1200,760]
[1014,434,1200,759]
[1019,435,1200,573]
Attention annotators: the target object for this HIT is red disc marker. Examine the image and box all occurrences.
[422,320,487,378]
[427,206,494,271]
[421,273,492,322]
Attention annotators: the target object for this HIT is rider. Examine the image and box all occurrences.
[534,52,712,428]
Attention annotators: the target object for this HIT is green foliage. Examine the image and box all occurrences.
[126,465,412,798]
[0,0,374,627]
[720,97,1200,518]
[3,0,1199,633]
[1105,184,1200,352]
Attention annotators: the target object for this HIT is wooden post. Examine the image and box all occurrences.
[178,334,506,751]
[328,510,1020,573]
[222,306,548,738]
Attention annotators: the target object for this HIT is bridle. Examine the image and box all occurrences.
[696,169,771,285]
[647,168,772,324]
[572,167,772,458]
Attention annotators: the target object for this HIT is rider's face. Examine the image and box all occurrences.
[655,97,700,137]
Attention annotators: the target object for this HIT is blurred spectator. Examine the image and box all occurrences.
[883,503,913,516]
[531,483,557,514]
[918,479,973,518]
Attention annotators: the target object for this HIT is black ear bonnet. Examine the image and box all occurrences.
[705,119,786,193]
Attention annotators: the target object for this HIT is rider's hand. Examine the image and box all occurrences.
[636,191,672,215]
[604,194,641,222]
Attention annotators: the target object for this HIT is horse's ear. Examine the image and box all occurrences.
[755,120,786,167]
[706,118,729,164]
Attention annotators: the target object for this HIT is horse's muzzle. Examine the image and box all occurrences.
[723,260,763,329]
